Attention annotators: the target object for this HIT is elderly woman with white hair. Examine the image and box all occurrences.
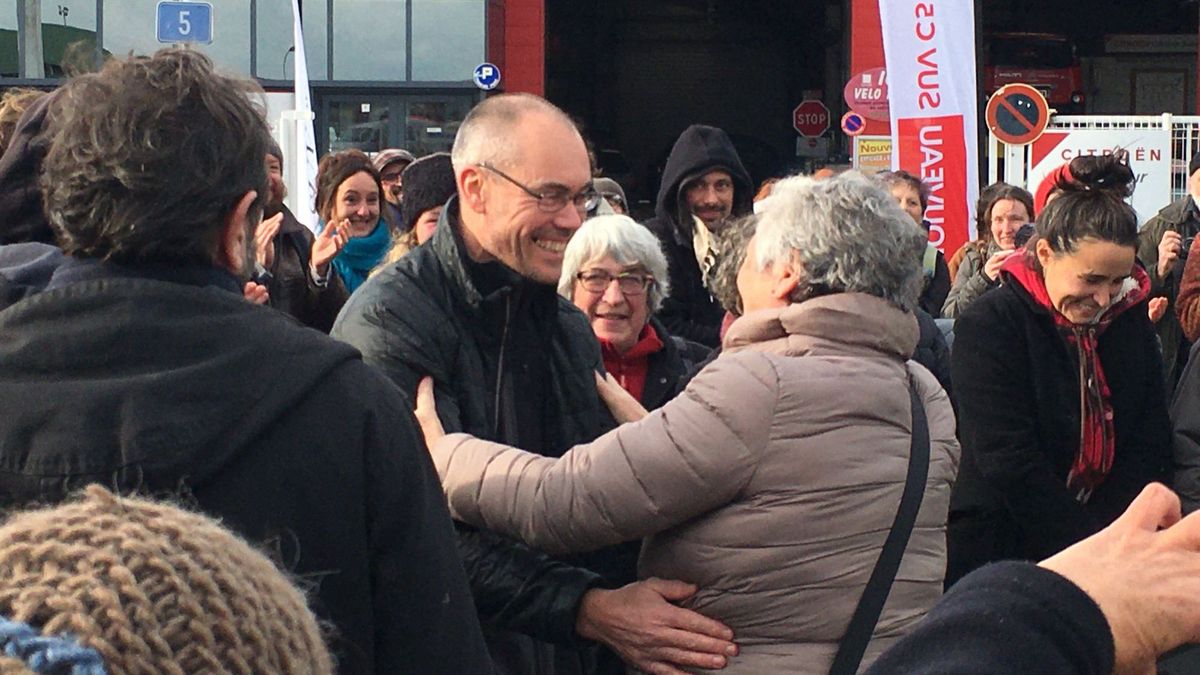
[415,172,959,674]
[559,214,710,410]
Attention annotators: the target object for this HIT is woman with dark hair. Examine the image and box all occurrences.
[880,170,951,317]
[942,183,1035,318]
[315,150,390,293]
[947,151,1171,585]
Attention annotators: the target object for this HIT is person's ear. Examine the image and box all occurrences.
[458,165,488,214]
[772,255,802,302]
[219,191,258,275]
[1035,237,1055,270]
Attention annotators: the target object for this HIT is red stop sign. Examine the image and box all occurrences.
[793,100,830,137]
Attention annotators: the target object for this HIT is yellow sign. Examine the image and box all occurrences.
[854,136,892,173]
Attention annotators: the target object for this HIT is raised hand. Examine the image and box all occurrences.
[255,212,284,270]
[1040,483,1200,674]
[243,281,270,305]
[1158,230,1183,279]
[983,249,1018,281]
[312,218,351,276]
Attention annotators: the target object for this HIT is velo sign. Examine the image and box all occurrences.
[794,100,830,138]
[986,83,1050,146]
[157,1,213,44]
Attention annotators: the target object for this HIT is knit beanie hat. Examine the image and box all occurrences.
[0,486,333,675]
[400,152,456,233]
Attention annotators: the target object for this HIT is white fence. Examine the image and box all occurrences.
[988,114,1200,222]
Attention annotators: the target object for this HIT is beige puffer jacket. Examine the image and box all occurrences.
[431,293,960,674]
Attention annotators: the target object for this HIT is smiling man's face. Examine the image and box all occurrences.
[475,111,592,284]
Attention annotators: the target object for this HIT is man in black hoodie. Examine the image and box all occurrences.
[0,49,490,675]
[645,125,753,347]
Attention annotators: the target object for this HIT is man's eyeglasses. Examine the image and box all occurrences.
[478,163,601,214]
[576,270,654,296]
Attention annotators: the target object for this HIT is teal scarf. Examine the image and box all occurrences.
[323,218,390,293]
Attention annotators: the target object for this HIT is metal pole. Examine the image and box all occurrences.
[20,0,45,79]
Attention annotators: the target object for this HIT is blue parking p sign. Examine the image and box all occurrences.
[157,1,213,44]
[473,63,501,91]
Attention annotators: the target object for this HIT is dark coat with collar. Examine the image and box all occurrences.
[641,317,711,411]
[0,258,489,674]
[332,198,625,674]
[947,273,1171,584]
[644,125,753,348]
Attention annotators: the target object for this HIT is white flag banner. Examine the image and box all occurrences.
[879,1,979,256]
[287,0,320,233]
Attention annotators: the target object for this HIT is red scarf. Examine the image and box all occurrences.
[599,323,665,402]
[1002,254,1149,500]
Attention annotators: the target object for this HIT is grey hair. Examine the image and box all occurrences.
[752,171,926,311]
[557,214,671,313]
[451,93,577,173]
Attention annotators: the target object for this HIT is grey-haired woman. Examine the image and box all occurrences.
[559,214,709,410]
[415,171,959,674]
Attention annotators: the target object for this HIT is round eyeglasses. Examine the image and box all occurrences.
[576,270,654,296]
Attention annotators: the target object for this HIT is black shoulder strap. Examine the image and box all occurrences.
[829,375,931,675]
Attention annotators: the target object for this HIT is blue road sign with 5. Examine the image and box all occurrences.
[474,63,502,91]
[157,1,214,44]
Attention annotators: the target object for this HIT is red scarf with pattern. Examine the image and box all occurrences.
[1002,254,1149,500]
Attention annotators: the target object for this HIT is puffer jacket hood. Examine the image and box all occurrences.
[0,269,357,488]
[654,125,753,230]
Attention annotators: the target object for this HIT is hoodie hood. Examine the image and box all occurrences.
[654,125,753,230]
[0,274,358,490]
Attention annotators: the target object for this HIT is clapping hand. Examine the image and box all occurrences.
[312,218,352,276]
[254,212,284,269]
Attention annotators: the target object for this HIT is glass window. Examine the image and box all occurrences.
[256,0,328,81]
[101,1,251,77]
[40,0,99,77]
[411,0,484,82]
[403,97,474,154]
[0,4,17,77]
[332,0,406,81]
[327,97,396,154]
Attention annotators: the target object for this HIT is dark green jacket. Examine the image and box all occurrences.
[1138,195,1200,387]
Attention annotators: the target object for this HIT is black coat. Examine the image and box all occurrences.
[332,199,624,673]
[641,317,712,411]
[914,307,953,399]
[948,276,1171,582]
[919,248,951,318]
[865,561,1114,675]
[262,204,349,333]
[644,125,753,348]
[0,259,490,675]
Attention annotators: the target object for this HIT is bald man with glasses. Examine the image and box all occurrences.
[333,94,737,675]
